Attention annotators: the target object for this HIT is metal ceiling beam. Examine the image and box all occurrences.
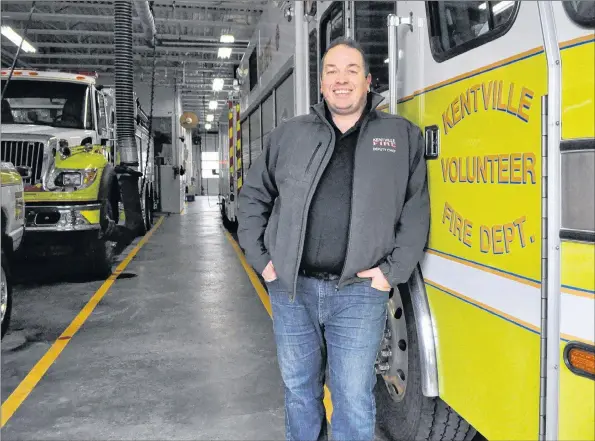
[19,63,233,75]
[151,0,267,11]
[2,12,256,31]
[11,1,267,13]
[31,42,244,55]
[22,53,239,63]
[23,29,252,42]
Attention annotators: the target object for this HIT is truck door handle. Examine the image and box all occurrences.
[424,125,440,159]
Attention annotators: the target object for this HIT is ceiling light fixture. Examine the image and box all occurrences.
[212,78,224,91]
[1,26,36,53]
[218,47,232,59]
[206,114,214,122]
[209,100,218,110]
[205,123,212,130]
[220,35,235,43]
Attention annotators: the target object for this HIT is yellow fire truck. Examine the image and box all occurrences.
[225,1,594,440]
[1,70,155,278]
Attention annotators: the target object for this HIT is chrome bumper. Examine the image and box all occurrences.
[25,204,101,232]
[8,225,24,251]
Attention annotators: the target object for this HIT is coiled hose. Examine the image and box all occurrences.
[103,0,145,247]
[114,0,137,166]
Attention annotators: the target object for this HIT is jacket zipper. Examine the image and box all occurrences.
[293,134,335,300]
[305,142,322,174]
[338,117,371,289]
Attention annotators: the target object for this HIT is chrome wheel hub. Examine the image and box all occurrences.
[375,288,409,402]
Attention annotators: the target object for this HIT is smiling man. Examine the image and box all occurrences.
[237,37,430,441]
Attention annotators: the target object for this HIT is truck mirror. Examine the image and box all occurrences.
[16,165,32,179]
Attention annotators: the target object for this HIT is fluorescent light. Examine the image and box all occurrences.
[209,101,218,110]
[479,1,513,13]
[205,123,212,130]
[218,47,232,59]
[206,114,214,122]
[1,26,36,53]
[220,35,235,43]
[212,78,224,91]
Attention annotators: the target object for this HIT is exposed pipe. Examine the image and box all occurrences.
[134,0,157,47]
[103,0,146,247]
[115,0,137,166]
[294,1,309,115]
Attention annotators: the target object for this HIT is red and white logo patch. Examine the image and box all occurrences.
[372,137,397,152]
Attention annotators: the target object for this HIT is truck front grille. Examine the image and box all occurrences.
[0,140,44,185]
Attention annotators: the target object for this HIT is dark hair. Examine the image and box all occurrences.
[321,37,370,77]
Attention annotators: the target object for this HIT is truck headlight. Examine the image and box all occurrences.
[53,169,98,190]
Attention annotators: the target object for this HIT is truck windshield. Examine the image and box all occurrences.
[0,80,91,130]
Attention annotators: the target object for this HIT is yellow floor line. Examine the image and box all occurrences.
[225,230,334,422]
[1,216,165,428]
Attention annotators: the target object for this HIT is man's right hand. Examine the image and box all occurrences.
[262,260,277,282]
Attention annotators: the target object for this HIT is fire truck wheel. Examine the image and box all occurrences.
[144,187,153,231]
[1,248,13,339]
[87,179,118,279]
[374,282,476,441]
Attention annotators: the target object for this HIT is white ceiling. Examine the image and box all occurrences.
[1,0,268,126]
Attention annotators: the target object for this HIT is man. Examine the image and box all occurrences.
[237,37,429,441]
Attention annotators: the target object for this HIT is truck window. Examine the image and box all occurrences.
[427,1,519,62]
[84,87,93,130]
[96,91,108,134]
[241,118,250,170]
[353,1,395,92]
[320,2,344,56]
[249,107,261,166]
[0,79,88,129]
[275,72,294,125]
[249,49,258,91]
[563,1,595,28]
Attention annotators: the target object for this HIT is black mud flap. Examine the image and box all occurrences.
[102,165,146,253]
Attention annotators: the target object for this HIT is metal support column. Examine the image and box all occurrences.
[387,14,399,115]
[387,13,412,115]
[294,1,310,116]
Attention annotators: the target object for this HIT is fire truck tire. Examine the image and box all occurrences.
[144,187,153,231]
[87,177,118,279]
[1,248,13,339]
[374,283,476,441]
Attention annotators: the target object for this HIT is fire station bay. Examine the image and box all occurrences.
[1,1,594,440]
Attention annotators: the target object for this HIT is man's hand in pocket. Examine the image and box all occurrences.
[262,260,278,282]
[357,267,391,292]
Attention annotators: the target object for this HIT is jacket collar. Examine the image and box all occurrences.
[311,91,385,121]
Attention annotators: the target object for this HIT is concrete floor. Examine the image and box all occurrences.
[1,196,285,440]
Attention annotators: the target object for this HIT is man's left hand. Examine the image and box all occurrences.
[357,267,391,292]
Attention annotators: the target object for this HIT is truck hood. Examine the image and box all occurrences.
[0,124,96,145]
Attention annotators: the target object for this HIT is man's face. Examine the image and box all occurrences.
[320,44,371,117]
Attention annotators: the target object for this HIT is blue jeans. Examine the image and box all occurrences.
[267,275,389,441]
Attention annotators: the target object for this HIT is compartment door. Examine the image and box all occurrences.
[551,2,595,440]
[418,2,547,440]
